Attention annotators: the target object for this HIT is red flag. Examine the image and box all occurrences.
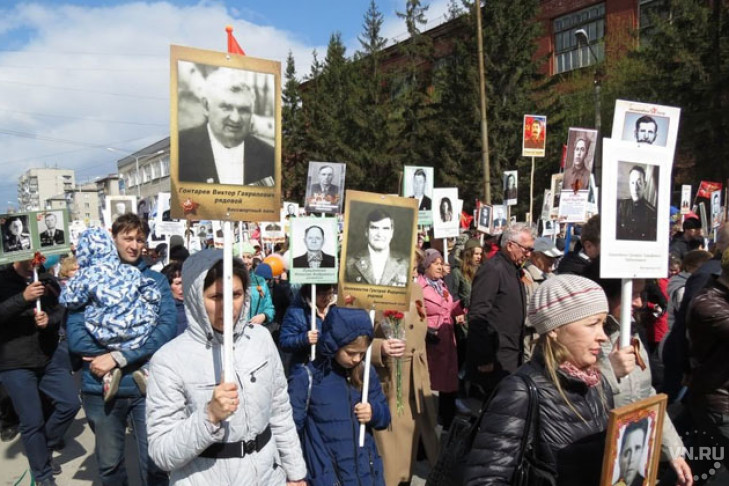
[226,25,246,56]
[460,211,473,229]
[697,181,722,199]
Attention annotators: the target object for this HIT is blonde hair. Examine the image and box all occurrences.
[58,256,78,280]
[534,334,607,424]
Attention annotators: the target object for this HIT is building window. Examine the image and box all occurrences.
[161,158,170,177]
[553,3,605,74]
[639,0,665,45]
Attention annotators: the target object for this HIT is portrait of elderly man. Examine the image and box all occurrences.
[309,165,339,198]
[178,66,274,186]
[562,134,593,192]
[293,225,335,269]
[634,115,658,145]
[523,117,545,149]
[345,208,409,287]
[616,165,658,241]
[2,217,31,253]
[39,212,65,247]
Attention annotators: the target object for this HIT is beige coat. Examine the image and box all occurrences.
[372,284,440,485]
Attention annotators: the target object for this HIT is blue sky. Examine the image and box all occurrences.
[0,0,452,212]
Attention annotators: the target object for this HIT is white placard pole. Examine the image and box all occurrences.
[310,284,317,361]
[619,278,632,348]
[32,268,41,313]
[359,308,376,447]
[238,222,244,258]
[223,220,234,384]
[443,240,449,267]
[529,156,535,224]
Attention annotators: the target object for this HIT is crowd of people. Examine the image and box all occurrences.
[1,208,728,486]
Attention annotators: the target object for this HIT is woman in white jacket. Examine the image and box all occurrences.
[146,249,307,485]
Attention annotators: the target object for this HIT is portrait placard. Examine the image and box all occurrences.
[432,188,459,239]
[289,217,339,284]
[103,196,137,230]
[522,114,547,158]
[600,394,667,486]
[541,189,553,221]
[477,203,492,234]
[402,166,434,226]
[503,170,518,206]
[562,128,598,192]
[600,139,673,279]
[557,190,589,223]
[680,185,691,214]
[154,192,187,238]
[282,201,300,219]
[170,45,281,221]
[541,219,559,237]
[711,190,722,228]
[338,191,417,312]
[260,221,285,243]
[586,174,599,218]
[304,162,346,214]
[0,210,71,265]
[492,205,508,235]
[550,173,564,219]
[612,99,680,153]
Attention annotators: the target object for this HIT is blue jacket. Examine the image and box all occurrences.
[279,292,324,369]
[66,258,177,397]
[288,307,390,486]
[248,273,275,324]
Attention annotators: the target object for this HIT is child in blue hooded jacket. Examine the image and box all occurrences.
[288,307,391,486]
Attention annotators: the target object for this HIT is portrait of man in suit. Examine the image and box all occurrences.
[39,212,65,247]
[178,66,274,186]
[616,165,657,241]
[292,225,336,269]
[309,165,339,198]
[409,169,431,211]
[345,208,409,287]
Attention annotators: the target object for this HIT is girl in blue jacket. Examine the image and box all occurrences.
[288,307,390,486]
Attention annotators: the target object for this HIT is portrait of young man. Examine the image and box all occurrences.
[562,129,597,192]
[616,163,658,241]
[177,66,275,186]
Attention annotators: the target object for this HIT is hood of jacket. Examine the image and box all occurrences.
[76,227,119,268]
[181,249,251,343]
[318,306,373,359]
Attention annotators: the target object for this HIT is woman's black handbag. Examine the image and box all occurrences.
[426,374,556,486]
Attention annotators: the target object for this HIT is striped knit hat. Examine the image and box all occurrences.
[528,274,608,335]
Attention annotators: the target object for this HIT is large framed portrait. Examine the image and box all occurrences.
[0,210,71,265]
[338,190,418,311]
[477,203,492,234]
[522,114,547,158]
[680,185,691,215]
[305,161,346,214]
[562,128,598,192]
[600,395,667,486]
[289,217,339,284]
[432,188,461,239]
[612,99,681,152]
[402,165,434,226]
[503,170,518,206]
[600,139,673,279]
[103,195,137,229]
[170,45,281,221]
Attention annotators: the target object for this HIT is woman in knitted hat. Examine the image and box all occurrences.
[418,248,465,430]
[464,274,613,485]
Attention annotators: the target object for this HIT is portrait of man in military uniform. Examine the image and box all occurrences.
[616,163,658,241]
[345,207,410,287]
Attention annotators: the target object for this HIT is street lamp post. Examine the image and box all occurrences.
[574,28,602,190]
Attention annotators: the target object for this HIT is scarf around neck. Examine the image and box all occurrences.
[559,361,601,388]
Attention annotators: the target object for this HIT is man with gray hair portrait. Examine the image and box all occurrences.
[178,66,274,186]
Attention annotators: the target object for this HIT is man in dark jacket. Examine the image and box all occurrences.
[66,214,175,486]
[467,223,533,395]
[557,214,600,276]
[0,260,80,486]
[669,217,703,260]
[686,245,729,478]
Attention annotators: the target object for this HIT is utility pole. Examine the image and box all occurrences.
[475,0,491,204]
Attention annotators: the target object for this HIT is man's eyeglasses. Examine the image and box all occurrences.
[510,240,534,254]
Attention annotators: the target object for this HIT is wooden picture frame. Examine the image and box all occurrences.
[600,394,667,486]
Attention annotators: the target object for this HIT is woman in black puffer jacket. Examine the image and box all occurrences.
[464,275,614,486]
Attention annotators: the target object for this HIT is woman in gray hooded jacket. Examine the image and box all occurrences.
[146,249,307,485]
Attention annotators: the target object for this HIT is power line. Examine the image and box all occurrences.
[1,65,166,73]
[0,79,167,100]
[0,106,166,127]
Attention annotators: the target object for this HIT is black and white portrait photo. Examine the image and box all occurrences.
[177,62,275,187]
[38,211,66,247]
[621,113,669,147]
[305,161,346,214]
[104,197,136,229]
[612,100,681,154]
[477,204,492,233]
[2,215,31,253]
[503,170,518,205]
[615,162,659,242]
[562,128,598,192]
[402,166,434,211]
[283,201,300,219]
[293,225,336,269]
[611,418,653,486]
[289,218,339,284]
[344,202,413,288]
[711,190,722,228]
